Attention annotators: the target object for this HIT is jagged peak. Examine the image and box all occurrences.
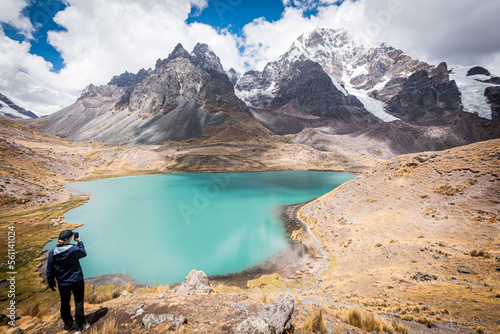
[226,68,238,86]
[190,43,225,74]
[107,68,151,87]
[169,43,190,59]
[155,43,191,69]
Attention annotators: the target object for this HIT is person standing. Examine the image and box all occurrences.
[47,230,87,333]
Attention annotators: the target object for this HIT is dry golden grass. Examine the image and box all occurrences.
[87,284,137,304]
[116,284,135,295]
[211,282,244,294]
[150,282,169,294]
[334,307,408,334]
[301,308,328,334]
[134,282,169,295]
[88,316,118,334]
[22,299,46,319]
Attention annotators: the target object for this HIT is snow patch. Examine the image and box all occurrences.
[342,74,399,122]
[329,75,348,96]
[450,65,499,120]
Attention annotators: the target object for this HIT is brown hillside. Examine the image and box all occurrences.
[299,138,500,331]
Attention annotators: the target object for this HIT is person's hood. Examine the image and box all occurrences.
[53,244,73,259]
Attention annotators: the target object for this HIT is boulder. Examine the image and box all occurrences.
[234,295,295,334]
[174,269,213,295]
[234,316,272,334]
[261,295,295,334]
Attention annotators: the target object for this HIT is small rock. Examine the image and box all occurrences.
[125,304,144,315]
[411,272,438,282]
[375,243,383,248]
[231,303,249,315]
[458,266,475,274]
[142,314,175,330]
[170,316,188,331]
[417,155,430,163]
[388,285,394,289]
[438,242,447,247]
[158,293,164,299]
[433,255,440,259]
[120,290,132,297]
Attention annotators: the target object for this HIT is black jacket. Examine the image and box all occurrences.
[47,241,87,288]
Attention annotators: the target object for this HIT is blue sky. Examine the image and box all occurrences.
[2,0,319,73]
[2,0,67,72]
[0,0,499,115]
[187,0,286,35]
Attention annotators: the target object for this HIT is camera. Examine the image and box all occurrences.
[74,232,79,240]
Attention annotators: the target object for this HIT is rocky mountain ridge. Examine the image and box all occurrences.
[0,93,38,119]
[38,43,271,145]
[33,28,500,158]
[235,28,499,157]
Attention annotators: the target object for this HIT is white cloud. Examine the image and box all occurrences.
[240,0,500,74]
[0,0,243,115]
[241,7,315,71]
[0,0,499,115]
[0,0,33,38]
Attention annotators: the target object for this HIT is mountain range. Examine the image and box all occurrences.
[34,28,500,157]
[0,93,38,119]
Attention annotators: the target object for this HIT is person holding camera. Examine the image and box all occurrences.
[47,230,87,333]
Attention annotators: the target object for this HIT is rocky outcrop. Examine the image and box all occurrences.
[227,68,238,86]
[485,86,500,121]
[294,111,500,159]
[467,66,491,76]
[190,42,225,74]
[383,63,462,124]
[236,57,380,135]
[269,60,365,118]
[235,294,294,334]
[107,68,150,88]
[174,269,213,295]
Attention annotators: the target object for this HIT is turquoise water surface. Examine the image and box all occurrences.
[46,171,355,284]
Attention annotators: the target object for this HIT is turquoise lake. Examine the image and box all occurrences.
[46,171,356,284]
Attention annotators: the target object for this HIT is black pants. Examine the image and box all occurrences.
[58,280,85,330]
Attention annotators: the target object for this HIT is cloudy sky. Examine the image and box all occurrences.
[1,0,499,115]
